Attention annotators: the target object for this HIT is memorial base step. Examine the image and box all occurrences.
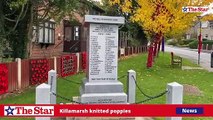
[80,93,127,104]
[80,79,124,94]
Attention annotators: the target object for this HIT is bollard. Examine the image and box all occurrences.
[127,70,136,103]
[48,70,57,104]
[36,83,51,120]
[166,82,183,120]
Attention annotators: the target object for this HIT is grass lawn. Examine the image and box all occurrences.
[0,52,213,120]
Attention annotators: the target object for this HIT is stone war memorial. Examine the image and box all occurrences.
[79,15,127,104]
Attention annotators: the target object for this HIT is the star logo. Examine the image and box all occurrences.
[5,106,15,116]
[182,7,188,12]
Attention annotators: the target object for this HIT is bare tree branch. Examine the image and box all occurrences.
[4,16,17,22]
[19,2,29,20]
[5,10,17,17]
[11,4,25,31]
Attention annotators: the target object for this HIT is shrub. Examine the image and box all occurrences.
[128,38,141,47]
[188,40,213,49]
[202,38,208,41]
[189,40,198,49]
[181,39,196,45]
[203,40,213,45]
[167,40,178,46]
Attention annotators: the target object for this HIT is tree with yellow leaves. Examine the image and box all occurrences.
[110,0,213,68]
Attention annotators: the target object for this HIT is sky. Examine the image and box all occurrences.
[201,3,213,16]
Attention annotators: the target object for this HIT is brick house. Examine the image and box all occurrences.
[186,21,213,40]
[30,3,105,58]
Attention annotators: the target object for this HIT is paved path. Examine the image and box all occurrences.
[165,46,213,72]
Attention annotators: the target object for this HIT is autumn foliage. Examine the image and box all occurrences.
[110,0,213,68]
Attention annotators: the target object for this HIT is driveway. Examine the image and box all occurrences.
[165,45,213,72]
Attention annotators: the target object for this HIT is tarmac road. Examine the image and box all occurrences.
[165,45,213,72]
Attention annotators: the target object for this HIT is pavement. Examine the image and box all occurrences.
[165,45,213,72]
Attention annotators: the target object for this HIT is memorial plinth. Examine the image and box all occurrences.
[79,15,127,104]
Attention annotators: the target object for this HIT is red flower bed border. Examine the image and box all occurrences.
[0,64,8,95]
[30,59,50,85]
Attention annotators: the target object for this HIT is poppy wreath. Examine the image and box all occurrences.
[61,54,77,77]
[30,59,50,85]
[82,52,87,70]
[0,64,8,95]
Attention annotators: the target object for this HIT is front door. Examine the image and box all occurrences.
[63,20,81,53]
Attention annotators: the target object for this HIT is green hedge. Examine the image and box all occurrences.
[181,39,196,45]
[203,40,213,45]
[189,40,198,49]
[202,38,208,41]
[188,40,213,49]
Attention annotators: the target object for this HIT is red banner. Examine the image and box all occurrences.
[198,35,202,54]
[147,45,153,68]
[0,104,213,117]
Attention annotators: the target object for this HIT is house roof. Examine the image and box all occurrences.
[92,4,105,13]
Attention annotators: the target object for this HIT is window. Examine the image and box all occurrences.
[74,26,80,40]
[64,26,72,41]
[64,25,80,41]
[38,21,55,44]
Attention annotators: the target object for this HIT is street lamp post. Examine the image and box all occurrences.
[197,15,202,65]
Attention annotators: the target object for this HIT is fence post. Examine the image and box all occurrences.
[139,46,140,53]
[53,57,57,73]
[48,70,57,104]
[166,82,183,120]
[132,47,134,54]
[76,53,80,73]
[124,47,126,56]
[127,70,136,103]
[15,58,21,89]
[36,83,51,120]
[142,46,144,53]
[138,46,140,53]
